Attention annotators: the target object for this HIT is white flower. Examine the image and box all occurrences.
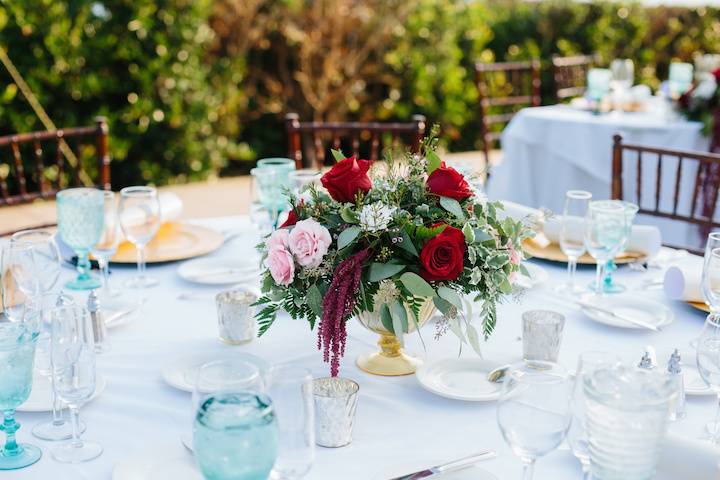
[359,201,396,232]
[692,73,717,100]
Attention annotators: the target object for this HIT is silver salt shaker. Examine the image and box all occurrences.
[638,346,657,370]
[87,291,110,353]
[667,349,686,421]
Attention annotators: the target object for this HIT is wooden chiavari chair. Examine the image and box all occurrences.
[552,54,600,101]
[0,117,111,208]
[475,60,541,167]
[611,134,720,253]
[285,114,427,170]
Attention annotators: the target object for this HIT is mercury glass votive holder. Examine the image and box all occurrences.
[522,310,565,365]
[215,289,259,345]
[312,377,359,448]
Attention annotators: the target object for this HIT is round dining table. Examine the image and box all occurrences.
[486,105,710,250]
[8,215,720,480]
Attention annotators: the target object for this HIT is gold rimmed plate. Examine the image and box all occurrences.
[688,301,710,314]
[522,237,643,265]
[111,222,224,264]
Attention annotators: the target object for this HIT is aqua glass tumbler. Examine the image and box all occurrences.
[0,323,40,470]
[56,188,104,290]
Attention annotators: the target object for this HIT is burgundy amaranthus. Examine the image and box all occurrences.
[319,249,370,376]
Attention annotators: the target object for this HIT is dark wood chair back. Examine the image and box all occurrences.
[0,117,110,207]
[552,54,600,101]
[285,114,426,170]
[475,60,541,166]
[611,134,720,253]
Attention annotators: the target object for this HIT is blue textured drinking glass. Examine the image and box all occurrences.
[0,322,40,470]
[193,391,278,480]
[251,167,293,230]
[56,188,105,290]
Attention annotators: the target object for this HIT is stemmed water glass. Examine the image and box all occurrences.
[91,191,121,298]
[599,201,639,294]
[56,188,105,290]
[50,305,102,462]
[584,201,628,296]
[610,59,634,110]
[0,321,41,470]
[118,186,161,288]
[567,352,621,480]
[556,190,591,295]
[192,359,277,479]
[497,361,572,480]
[696,313,720,444]
[702,234,720,313]
[289,169,321,195]
[267,365,315,480]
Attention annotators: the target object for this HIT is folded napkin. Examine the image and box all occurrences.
[500,201,662,256]
[120,191,183,227]
[663,255,704,303]
[657,432,720,480]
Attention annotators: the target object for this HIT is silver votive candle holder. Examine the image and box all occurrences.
[522,310,565,365]
[215,289,258,344]
[312,377,359,448]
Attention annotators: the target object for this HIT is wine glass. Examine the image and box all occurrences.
[567,352,621,480]
[584,201,627,296]
[0,321,41,470]
[267,365,315,480]
[703,247,720,313]
[696,313,720,444]
[555,190,591,295]
[702,234,720,313]
[10,229,61,295]
[192,360,277,479]
[610,59,634,110]
[497,361,572,480]
[669,62,694,99]
[56,188,105,290]
[587,68,611,105]
[600,201,639,294]
[91,191,121,298]
[50,305,102,462]
[1,242,41,329]
[118,186,161,288]
[289,169,321,195]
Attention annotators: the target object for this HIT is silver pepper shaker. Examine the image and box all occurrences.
[667,349,686,421]
[87,291,110,353]
[638,350,655,370]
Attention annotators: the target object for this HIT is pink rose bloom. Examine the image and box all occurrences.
[266,229,290,251]
[266,246,295,286]
[288,219,332,268]
[506,239,522,265]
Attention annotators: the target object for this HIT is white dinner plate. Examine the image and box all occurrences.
[112,444,201,480]
[516,262,549,289]
[177,257,261,285]
[18,374,107,412]
[416,358,505,402]
[580,296,674,330]
[161,351,270,393]
[374,463,498,480]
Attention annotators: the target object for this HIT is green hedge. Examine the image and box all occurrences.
[0,0,718,185]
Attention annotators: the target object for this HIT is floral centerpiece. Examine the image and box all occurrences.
[254,130,531,376]
[678,68,720,135]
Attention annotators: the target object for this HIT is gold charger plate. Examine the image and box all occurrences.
[111,222,224,264]
[688,301,710,313]
[522,237,643,265]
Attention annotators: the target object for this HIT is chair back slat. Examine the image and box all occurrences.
[673,157,683,215]
[636,150,642,207]
[655,153,663,211]
[552,54,600,101]
[285,113,426,169]
[0,118,110,207]
[475,59,541,167]
[691,164,703,220]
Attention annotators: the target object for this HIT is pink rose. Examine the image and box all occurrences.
[266,246,295,286]
[288,219,332,268]
[506,239,522,265]
[266,229,290,251]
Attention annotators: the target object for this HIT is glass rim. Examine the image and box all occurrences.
[56,187,104,199]
[566,190,592,200]
[256,157,295,166]
[289,169,322,178]
[312,376,360,398]
[119,186,157,197]
[709,232,720,242]
[711,247,720,259]
[588,200,625,213]
[521,309,565,323]
[506,361,569,384]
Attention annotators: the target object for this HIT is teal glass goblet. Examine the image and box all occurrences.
[251,167,293,230]
[592,201,638,294]
[584,201,627,296]
[56,188,105,290]
[0,322,40,470]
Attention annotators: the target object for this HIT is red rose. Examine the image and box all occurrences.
[713,68,720,83]
[427,162,473,200]
[320,156,372,203]
[280,200,303,228]
[419,223,466,282]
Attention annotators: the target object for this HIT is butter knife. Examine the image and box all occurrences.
[576,301,660,332]
[388,450,497,480]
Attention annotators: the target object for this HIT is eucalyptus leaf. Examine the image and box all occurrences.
[306,285,323,319]
[433,295,454,316]
[368,262,406,282]
[437,286,463,310]
[466,324,483,356]
[337,226,361,250]
[400,272,435,298]
[439,196,465,221]
[397,229,419,257]
[390,299,409,334]
[331,149,345,162]
[426,150,442,174]
[380,304,394,333]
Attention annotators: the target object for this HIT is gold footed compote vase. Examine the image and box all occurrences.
[355,299,436,376]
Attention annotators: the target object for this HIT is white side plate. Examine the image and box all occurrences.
[416,358,504,402]
[581,296,674,330]
[177,257,261,286]
[161,351,269,393]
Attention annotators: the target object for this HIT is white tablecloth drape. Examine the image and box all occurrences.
[486,106,710,249]
[8,216,719,480]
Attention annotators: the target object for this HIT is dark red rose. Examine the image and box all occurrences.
[320,156,372,203]
[426,162,473,200]
[679,90,692,109]
[713,68,720,83]
[419,223,466,282]
[280,200,303,228]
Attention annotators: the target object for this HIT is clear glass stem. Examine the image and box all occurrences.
[76,250,91,281]
[136,246,146,282]
[567,257,578,287]
[581,462,591,480]
[522,458,536,480]
[98,256,111,293]
[595,261,606,296]
[69,406,83,449]
[1,410,19,455]
[51,373,64,426]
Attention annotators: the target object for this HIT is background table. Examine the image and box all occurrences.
[486,105,709,249]
[9,216,718,480]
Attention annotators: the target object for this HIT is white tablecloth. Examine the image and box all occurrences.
[486,105,710,249]
[9,216,719,480]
